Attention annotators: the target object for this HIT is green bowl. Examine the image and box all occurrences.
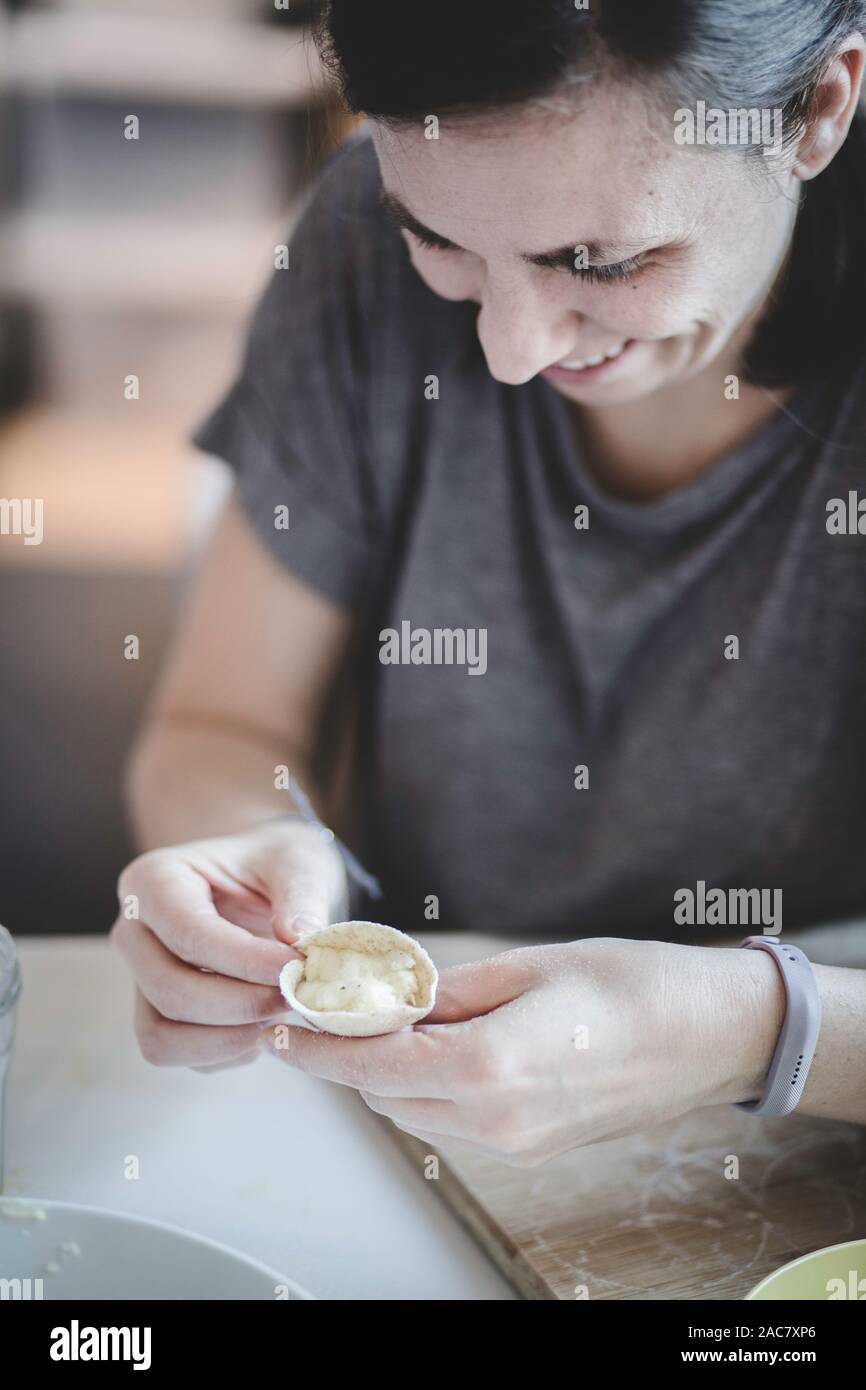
[747,1239,866,1300]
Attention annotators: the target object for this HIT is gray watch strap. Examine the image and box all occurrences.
[734,937,822,1117]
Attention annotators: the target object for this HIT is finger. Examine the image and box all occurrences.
[422,954,537,1025]
[260,1022,453,1098]
[261,826,347,942]
[212,885,282,936]
[117,922,288,1026]
[133,990,271,1067]
[386,1124,497,1159]
[192,1049,261,1074]
[359,1091,470,1139]
[118,853,295,984]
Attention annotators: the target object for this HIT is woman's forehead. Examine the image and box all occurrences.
[371,93,728,256]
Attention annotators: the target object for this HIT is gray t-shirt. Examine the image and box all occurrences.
[193,131,866,940]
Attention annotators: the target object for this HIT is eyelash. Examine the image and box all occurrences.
[410,230,456,253]
[410,230,644,286]
[569,257,643,285]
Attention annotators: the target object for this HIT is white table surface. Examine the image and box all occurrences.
[3,931,519,1301]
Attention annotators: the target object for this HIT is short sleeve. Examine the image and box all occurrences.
[191,135,385,612]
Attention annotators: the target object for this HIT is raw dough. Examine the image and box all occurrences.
[278,921,438,1038]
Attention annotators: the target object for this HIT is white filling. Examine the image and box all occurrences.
[294,943,419,1015]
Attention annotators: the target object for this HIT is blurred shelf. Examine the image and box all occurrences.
[0,406,231,571]
[23,0,318,17]
[28,2,274,15]
[0,208,299,310]
[0,6,343,440]
[0,10,329,107]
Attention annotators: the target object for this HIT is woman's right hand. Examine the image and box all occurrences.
[111,820,349,1071]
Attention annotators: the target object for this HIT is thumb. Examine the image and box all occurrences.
[423,953,536,1025]
[261,829,347,944]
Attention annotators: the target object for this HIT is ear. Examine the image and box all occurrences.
[793,35,866,182]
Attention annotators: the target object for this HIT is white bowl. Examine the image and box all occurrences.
[0,1197,314,1300]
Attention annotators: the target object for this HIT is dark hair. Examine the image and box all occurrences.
[316,0,866,388]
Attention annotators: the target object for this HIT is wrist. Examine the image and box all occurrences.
[703,943,787,1106]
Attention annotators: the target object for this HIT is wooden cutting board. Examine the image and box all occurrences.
[390,922,866,1300]
[391,1107,866,1300]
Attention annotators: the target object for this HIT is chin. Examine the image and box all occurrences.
[550,371,666,406]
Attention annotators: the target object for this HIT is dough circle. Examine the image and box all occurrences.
[278,920,438,1038]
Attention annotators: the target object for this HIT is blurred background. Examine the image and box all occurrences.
[0,0,354,934]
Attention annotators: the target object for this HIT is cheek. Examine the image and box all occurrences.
[599,273,732,343]
[407,245,481,302]
[578,284,692,343]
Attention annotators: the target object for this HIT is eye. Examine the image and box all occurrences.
[569,256,644,285]
[409,229,456,253]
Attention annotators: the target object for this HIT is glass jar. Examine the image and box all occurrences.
[0,925,21,1193]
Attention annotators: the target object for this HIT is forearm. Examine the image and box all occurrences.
[797,963,866,1124]
[125,712,315,850]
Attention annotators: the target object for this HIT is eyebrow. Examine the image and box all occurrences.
[379,188,645,267]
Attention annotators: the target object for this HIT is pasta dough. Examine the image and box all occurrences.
[278,920,438,1038]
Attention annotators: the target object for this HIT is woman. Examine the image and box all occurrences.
[113,1,866,1163]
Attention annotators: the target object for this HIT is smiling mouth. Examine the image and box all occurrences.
[554,340,630,371]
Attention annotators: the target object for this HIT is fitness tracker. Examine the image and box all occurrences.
[734,937,822,1117]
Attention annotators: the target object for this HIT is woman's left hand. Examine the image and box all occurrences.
[262,936,785,1166]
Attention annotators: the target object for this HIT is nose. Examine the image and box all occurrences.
[476,279,581,386]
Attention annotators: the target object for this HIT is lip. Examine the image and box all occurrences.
[541,339,637,386]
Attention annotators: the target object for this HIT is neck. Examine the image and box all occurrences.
[573,334,796,504]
